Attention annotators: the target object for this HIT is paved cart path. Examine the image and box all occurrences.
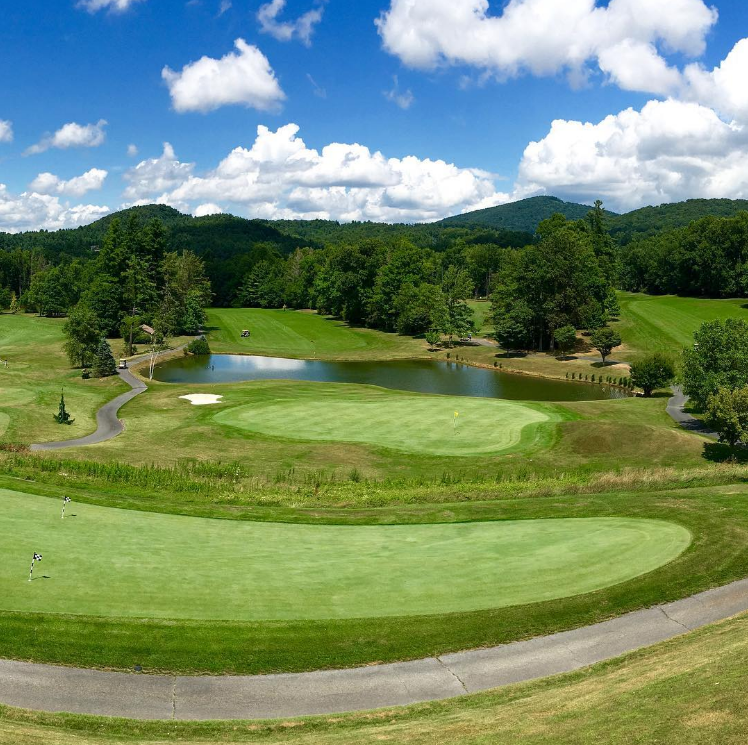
[30,348,183,451]
[0,577,746,721]
[667,386,719,439]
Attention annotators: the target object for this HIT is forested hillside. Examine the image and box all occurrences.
[3,197,748,359]
[609,199,748,243]
[439,196,600,232]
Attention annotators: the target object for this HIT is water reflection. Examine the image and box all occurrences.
[154,354,626,402]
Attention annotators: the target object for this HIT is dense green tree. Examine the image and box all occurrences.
[63,302,101,368]
[590,327,622,365]
[492,300,534,351]
[394,283,446,335]
[705,387,748,450]
[440,266,474,345]
[554,325,577,356]
[237,259,285,308]
[52,391,74,425]
[425,330,442,349]
[630,353,677,397]
[91,338,117,378]
[490,220,610,351]
[683,319,748,410]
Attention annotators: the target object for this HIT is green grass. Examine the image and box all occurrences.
[0,313,125,445]
[214,389,553,456]
[0,489,690,621]
[0,477,745,675]
[206,307,428,360]
[616,292,748,360]
[0,614,746,745]
[468,299,492,335]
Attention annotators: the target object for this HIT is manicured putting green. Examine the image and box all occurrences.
[214,393,552,456]
[0,490,690,621]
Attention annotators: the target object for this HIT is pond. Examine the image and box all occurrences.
[152,354,626,402]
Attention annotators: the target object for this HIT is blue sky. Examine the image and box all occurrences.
[2,0,748,231]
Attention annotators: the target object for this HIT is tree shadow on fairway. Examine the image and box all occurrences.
[703,442,748,464]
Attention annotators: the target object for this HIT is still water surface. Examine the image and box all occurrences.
[153,354,624,402]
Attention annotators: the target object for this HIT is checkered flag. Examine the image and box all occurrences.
[61,496,71,519]
[29,552,42,582]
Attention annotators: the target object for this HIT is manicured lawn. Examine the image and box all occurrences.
[617,292,748,359]
[206,307,428,360]
[1,613,746,744]
[214,390,553,456]
[468,299,492,335]
[0,313,125,445]
[0,478,745,675]
[0,489,689,620]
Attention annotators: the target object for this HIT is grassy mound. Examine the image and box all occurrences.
[214,391,554,456]
[0,489,690,620]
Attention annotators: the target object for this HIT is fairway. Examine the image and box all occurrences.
[0,489,690,621]
[214,390,553,456]
[206,307,427,359]
[617,292,748,358]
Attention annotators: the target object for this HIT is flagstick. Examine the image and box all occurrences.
[28,552,42,581]
[61,496,70,519]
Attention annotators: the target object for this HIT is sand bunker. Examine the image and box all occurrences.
[179,394,224,406]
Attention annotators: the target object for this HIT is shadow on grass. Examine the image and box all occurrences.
[703,442,748,463]
[496,352,528,359]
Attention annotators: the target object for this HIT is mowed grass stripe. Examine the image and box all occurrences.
[617,292,748,357]
[0,489,690,621]
[206,307,428,360]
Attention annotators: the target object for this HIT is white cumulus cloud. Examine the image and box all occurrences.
[26,120,108,155]
[194,203,224,217]
[258,0,325,46]
[29,168,108,198]
[377,0,718,95]
[518,98,748,212]
[123,142,195,200]
[683,38,748,121]
[0,183,110,233]
[122,123,509,222]
[162,39,285,113]
[0,120,12,143]
[77,0,145,12]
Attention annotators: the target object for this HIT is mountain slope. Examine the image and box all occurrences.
[439,196,602,232]
[608,198,748,242]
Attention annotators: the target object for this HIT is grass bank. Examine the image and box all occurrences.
[1,612,746,743]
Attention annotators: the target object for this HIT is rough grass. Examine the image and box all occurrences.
[0,613,746,744]
[0,489,689,621]
[206,307,428,360]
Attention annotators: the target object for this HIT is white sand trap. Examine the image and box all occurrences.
[179,394,224,406]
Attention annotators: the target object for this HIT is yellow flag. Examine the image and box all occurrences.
[454,411,459,417]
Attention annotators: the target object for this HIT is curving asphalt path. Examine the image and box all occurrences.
[666,386,719,439]
[30,368,147,451]
[0,577,746,720]
[29,347,185,451]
